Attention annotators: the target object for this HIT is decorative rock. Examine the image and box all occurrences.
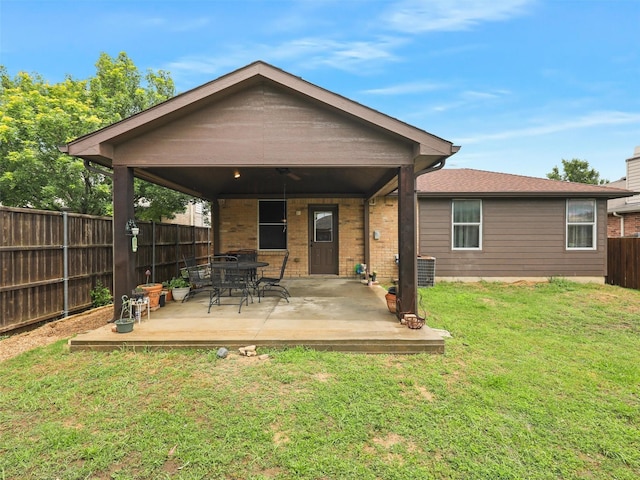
[216,347,229,359]
[239,345,257,356]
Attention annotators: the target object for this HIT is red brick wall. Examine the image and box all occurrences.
[608,212,640,237]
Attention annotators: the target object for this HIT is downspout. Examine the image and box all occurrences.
[612,212,624,237]
[415,157,447,177]
[83,159,114,178]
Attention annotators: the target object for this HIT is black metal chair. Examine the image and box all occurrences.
[182,255,197,268]
[208,256,252,313]
[226,249,259,292]
[257,251,290,303]
[183,263,212,302]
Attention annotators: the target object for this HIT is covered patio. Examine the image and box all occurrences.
[69,278,445,354]
[62,61,458,352]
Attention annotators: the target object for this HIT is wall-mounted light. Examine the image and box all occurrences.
[233,169,240,179]
[125,219,140,252]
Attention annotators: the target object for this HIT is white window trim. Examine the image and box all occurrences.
[566,199,597,250]
[452,199,483,250]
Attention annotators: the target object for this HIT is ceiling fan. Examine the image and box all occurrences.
[276,167,301,181]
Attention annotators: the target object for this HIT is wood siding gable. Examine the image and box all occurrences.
[114,83,414,168]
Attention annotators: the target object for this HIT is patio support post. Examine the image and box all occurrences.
[212,199,221,254]
[364,198,370,276]
[397,164,417,315]
[113,166,136,320]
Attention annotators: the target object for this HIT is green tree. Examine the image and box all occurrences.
[0,68,109,213]
[0,52,195,218]
[134,180,191,223]
[547,158,608,185]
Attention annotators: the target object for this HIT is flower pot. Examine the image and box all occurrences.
[137,283,163,309]
[385,293,397,313]
[163,289,173,302]
[172,286,190,302]
[115,318,134,333]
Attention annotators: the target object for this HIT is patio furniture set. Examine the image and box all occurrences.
[183,250,290,313]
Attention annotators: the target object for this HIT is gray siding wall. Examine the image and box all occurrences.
[418,198,608,278]
[625,156,640,204]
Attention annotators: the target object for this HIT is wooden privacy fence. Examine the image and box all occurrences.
[1,206,211,333]
[607,237,640,290]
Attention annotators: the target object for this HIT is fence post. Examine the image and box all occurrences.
[152,221,157,283]
[62,210,69,317]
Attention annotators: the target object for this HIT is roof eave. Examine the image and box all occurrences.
[416,191,634,199]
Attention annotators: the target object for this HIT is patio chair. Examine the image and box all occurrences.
[183,263,212,302]
[208,256,252,313]
[182,255,197,268]
[257,250,290,303]
[227,249,259,292]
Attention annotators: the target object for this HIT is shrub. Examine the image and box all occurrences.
[90,281,113,307]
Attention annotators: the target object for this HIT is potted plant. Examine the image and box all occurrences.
[385,286,397,314]
[169,276,190,302]
[114,317,135,333]
[137,269,163,309]
[161,280,173,302]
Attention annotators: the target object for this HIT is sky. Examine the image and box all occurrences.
[1,0,639,182]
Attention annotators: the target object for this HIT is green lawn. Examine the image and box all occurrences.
[1,280,638,479]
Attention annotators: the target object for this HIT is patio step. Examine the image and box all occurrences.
[68,337,444,355]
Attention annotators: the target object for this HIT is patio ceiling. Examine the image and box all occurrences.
[136,165,399,199]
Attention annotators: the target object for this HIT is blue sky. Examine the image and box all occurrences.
[2,0,639,182]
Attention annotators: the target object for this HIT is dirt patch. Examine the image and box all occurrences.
[0,305,114,363]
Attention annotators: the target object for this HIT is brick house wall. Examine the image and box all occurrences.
[216,196,401,282]
[368,196,400,283]
[608,212,640,237]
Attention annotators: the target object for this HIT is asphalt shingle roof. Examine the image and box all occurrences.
[416,168,633,199]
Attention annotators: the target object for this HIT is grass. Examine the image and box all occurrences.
[1,281,639,479]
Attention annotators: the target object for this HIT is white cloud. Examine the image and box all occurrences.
[458,111,640,144]
[385,0,535,33]
[165,36,406,86]
[109,13,210,33]
[289,37,405,73]
[362,81,445,95]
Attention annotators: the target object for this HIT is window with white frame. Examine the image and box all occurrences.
[258,200,287,250]
[452,199,482,249]
[566,199,596,249]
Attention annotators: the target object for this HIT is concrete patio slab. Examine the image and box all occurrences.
[68,278,445,354]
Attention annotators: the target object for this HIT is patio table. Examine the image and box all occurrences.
[208,260,269,313]
[208,260,268,271]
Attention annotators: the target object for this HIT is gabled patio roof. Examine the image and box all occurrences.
[62,61,459,200]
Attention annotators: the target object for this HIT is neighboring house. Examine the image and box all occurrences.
[413,168,632,283]
[165,201,210,227]
[608,146,640,237]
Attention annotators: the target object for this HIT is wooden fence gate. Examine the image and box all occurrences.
[607,237,640,290]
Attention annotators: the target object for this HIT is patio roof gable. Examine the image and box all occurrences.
[63,61,455,163]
